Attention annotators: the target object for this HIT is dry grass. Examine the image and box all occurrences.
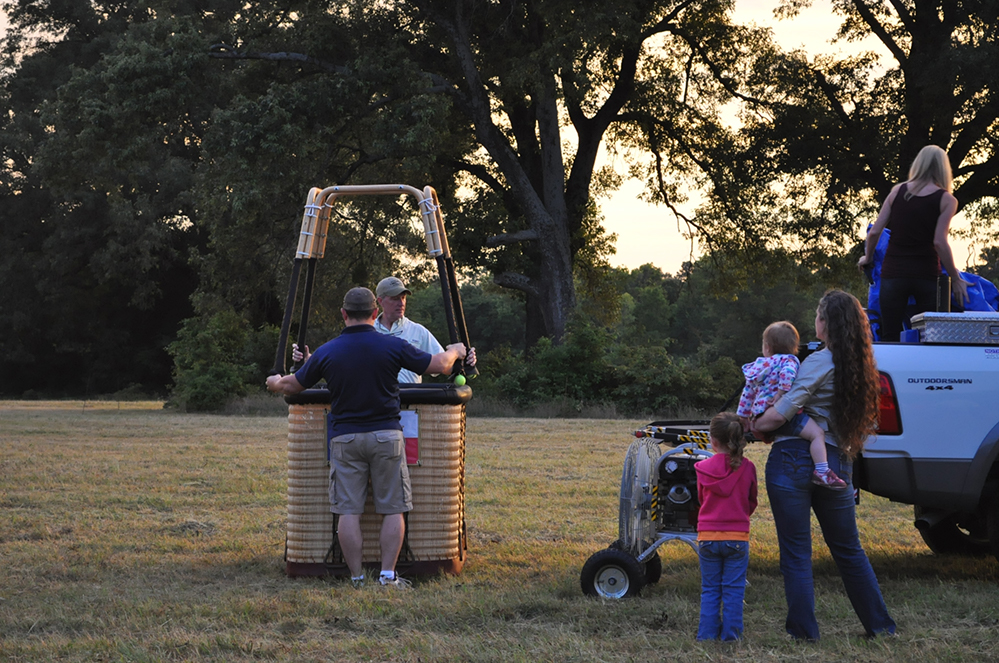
[2,402,999,662]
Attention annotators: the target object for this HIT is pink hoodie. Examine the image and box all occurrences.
[695,453,758,534]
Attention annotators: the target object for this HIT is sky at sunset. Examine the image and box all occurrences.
[603,0,875,273]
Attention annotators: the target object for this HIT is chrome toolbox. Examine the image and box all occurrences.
[910,312,999,345]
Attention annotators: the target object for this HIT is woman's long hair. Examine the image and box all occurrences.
[818,290,880,459]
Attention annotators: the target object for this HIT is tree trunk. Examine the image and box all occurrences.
[533,211,576,344]
[425,2,581,344]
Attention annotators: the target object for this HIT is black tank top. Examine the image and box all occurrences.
[881,183,944,279]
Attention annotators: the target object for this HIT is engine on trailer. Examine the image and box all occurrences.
[655,453,702,532]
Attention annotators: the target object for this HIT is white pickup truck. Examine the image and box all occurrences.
[856,312,999,559]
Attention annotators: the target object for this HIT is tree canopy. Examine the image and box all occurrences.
[688,0,999,263]
[200,0,769,345]
[1,0,996,404]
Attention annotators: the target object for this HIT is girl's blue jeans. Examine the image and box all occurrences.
[765,438,896,640]
[697,540,749,641]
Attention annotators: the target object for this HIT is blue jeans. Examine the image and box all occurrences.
[765,439,896,640]
[697,540,749,641]
[775,410,809,438]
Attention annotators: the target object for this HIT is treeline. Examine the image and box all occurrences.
[8,237,997,416]
[165,251,871,416]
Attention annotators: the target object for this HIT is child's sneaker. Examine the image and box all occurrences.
[378,575,412,589]
[812,468,848,489]
[349,576,365,589]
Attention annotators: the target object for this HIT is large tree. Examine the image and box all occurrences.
[205,0,766,345]
[0,1,214,396]
[22,0,981,400]
[0,1,446,395]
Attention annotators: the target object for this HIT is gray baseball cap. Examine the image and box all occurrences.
[342,287,377,312]
[376,276,411,298]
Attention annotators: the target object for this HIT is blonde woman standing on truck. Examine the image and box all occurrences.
[858,145,969,341]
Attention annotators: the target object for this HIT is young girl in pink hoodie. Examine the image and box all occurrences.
[694,411,758,641]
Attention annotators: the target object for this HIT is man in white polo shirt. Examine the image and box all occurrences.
[374,276,445,383]
[293,276,475,382]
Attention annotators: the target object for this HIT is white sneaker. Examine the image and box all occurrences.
[378,575,412,589]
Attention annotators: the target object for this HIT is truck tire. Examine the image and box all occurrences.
[984,488,999,563]
[914,505,990,556]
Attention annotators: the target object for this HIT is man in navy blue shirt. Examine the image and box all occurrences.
[267,287,466,587]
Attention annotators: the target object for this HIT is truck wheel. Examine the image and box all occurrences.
[580,548,646,599]
[914,506,990,556]
[984,492,999,563]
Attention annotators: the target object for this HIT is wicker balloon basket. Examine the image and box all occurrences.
[284,384,471,577]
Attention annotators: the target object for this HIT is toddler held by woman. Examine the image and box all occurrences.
[737,321,846,489]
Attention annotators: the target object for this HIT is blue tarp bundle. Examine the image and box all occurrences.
[866,227,999,341]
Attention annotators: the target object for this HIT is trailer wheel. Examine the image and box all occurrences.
[644,551,662,585]
[580,548,645,599]
[608,538,661,585]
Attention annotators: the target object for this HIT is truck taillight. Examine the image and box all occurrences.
[877,372,901,435]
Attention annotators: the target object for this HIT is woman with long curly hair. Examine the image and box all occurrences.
[753,289,895,640]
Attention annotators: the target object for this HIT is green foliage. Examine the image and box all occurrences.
[158,251,859,414]
[616,284,675,347]
[462,254,861,417]
[609,345,742,415]
[476,307,743,418]
[0,7,208,397]
[167,309,276,412]
[407,279,527,355]
[970,246,999,288]
[492,319,615,407]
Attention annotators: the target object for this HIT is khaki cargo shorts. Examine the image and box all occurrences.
[328,429,412,515]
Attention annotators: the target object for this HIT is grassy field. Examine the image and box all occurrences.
[2,401,999,662]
